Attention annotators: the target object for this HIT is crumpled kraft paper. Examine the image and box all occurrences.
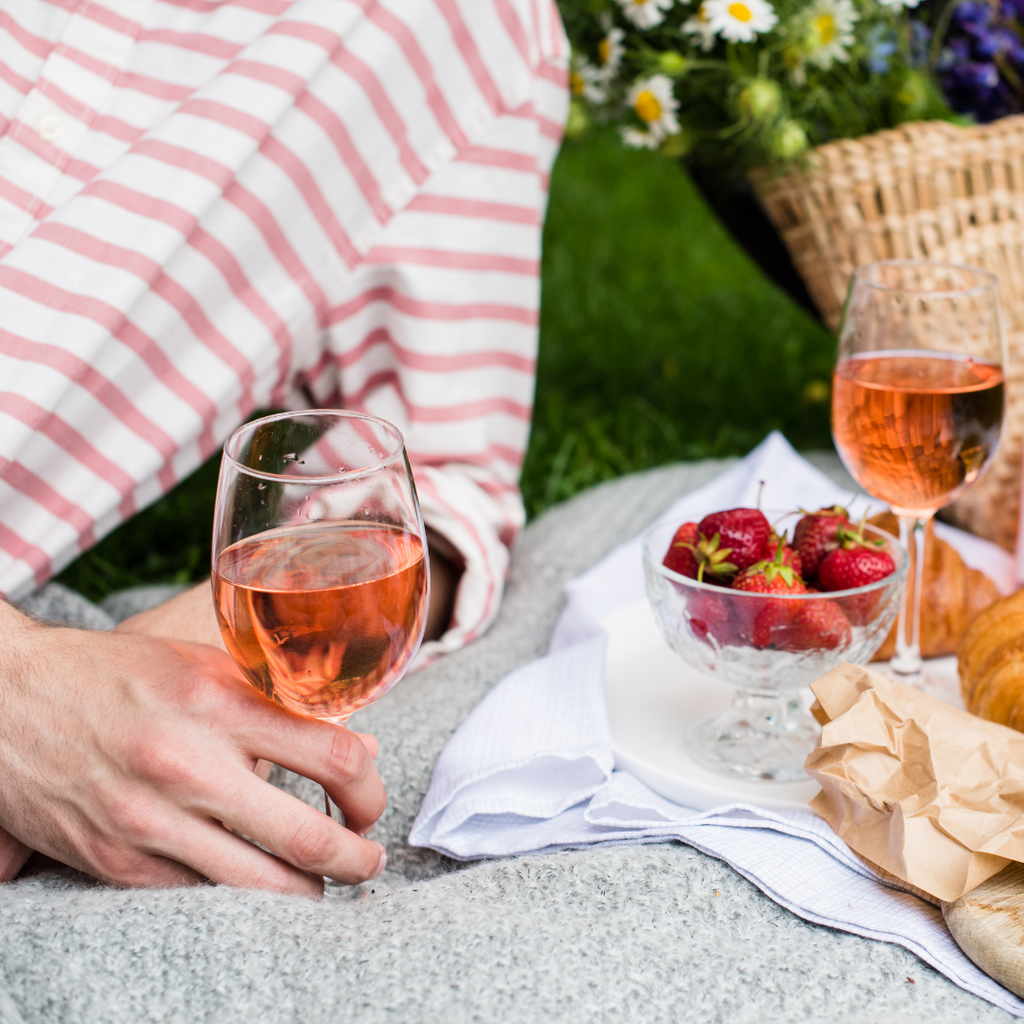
[805,663,1024,903]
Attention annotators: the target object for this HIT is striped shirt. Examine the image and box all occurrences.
[0,0,569,656]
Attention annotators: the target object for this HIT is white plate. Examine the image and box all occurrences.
[602,599,961,813]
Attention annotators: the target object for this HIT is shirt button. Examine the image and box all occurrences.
[37,113,64,143]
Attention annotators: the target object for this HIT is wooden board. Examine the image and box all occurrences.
[944,863,1024,998]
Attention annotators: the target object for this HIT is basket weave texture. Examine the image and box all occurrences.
[754,115,1024,551]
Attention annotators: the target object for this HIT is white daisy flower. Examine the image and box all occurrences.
[704,0,778,43]
[803,0,858,68]
[626,74,680,141]
[620,126,661,149]
[616,0,674,30]
[683,3,718,51]
[598,26,626,76]
[875,0,921,10]
[570,57,608,103]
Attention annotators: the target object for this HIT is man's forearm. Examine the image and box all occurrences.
[116,583,226,649]
[424,528,461,642]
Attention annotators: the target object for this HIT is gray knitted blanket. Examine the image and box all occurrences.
[0,458,1015,1024]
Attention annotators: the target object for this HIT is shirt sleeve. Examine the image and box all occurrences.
[0,0,568,655]
[299,66,568,656]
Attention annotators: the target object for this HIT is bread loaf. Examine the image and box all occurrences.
[869,512,1001,662]
[959,588,1024,730]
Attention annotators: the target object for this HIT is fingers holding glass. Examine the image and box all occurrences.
[234,707,388,838]
[0,827,31,882]
[196,774,387,887]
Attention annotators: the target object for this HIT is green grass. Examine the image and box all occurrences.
[521,127,835,516]
[57,127,836,602]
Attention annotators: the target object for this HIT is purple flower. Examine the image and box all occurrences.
[942,59,1011,119]
[955,1,993,26]
[939,0,1024,121]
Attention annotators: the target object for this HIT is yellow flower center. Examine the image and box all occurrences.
[816,13,836,43]
[570,70,585,96]
[635,90,662,122]
[598,38,610,64]
[728,2,753,21]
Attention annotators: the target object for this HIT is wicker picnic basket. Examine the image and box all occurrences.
[753,114,1024,552]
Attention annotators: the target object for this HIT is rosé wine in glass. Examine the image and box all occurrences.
[214,522,427,723]
[832,351,1004,517]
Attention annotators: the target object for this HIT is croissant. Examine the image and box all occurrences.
[959,588,1024,729]
[869,512,1001,662]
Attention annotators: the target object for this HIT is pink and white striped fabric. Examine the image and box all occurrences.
[0,0,568,655]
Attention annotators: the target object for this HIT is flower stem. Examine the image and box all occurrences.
[928,0,959,70]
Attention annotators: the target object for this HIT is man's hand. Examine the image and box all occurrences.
[0,826,30,879]
[0,603,387,893]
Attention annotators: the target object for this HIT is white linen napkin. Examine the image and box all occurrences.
[410,432,1022,1017]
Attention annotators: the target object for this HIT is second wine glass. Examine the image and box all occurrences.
[831,260,1006,682]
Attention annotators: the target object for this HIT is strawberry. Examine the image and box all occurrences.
[754,597,851,651]
[817,527,895,592]
[768,531,803,579]
[817,518,896,625]
[732,543,807,644]
[663,522,738,583]
[789,599,851,651]
[819,546,895,591]
[698,508,770,572]
[687,589,739,647]
[663,522,699,577]
[733,545,807,597]
[793,505,850,579]
[750,599,803,648]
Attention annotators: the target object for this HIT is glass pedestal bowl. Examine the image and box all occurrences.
[642,516,907,782]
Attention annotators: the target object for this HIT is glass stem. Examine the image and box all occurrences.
[890,514,929,680]
[323,718,349,825]
[733,688,802,733]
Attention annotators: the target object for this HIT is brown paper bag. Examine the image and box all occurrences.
[806,664,1024,903]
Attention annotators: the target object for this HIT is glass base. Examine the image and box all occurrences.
[686,697,821,782]
[885,664,925,693]
[887,653,923,682]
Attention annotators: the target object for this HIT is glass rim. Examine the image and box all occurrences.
[222,408,406,485]
[850,259,998,299]
[643,520,909,600]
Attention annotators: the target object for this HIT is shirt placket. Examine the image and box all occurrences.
[0,0,154,251]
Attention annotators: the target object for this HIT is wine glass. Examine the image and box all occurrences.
[832,260,1006,684]
[211,410,430,818]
